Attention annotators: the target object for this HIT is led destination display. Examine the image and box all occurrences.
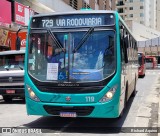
[31,13,115,28]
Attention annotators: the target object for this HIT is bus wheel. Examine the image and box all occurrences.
[131,79,136,97]
[142,73,145,78]
[3,96,12,102]
[119,85,128,118]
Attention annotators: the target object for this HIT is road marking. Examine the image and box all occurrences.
[60,121,74,132]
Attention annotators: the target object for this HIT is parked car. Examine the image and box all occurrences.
[0,50,25,102]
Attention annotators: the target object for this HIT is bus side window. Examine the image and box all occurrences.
[120,24,128,63]
[124,35,129,63]
[130,36,133,60]
[120,33,125,62]
[124,34,129,60]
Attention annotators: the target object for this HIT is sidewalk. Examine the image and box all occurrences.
[133,73,160,136]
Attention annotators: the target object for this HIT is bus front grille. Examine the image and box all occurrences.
[43,105,94,116]
[36,86,103,94]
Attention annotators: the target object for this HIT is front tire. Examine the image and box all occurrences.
[119,84,128,118]
[142,73,145,78]
[131,78,137,97]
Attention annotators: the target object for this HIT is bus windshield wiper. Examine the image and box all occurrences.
[47,28,65,52]
[19,65,24,70]
[73,27,94,53]
[4,66,9,71]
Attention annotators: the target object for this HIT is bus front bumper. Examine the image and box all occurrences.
[26,97,119,118]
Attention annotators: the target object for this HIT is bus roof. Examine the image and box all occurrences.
[0,50,25,56]
[118,14,137,41]
[32,10,117,18]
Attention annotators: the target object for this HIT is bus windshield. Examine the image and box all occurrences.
[146,58,153,63]
[0,54,24,70]
[138,53,142,66]
[28,30,116,82]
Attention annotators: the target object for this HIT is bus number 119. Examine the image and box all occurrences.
[85,96,95,102]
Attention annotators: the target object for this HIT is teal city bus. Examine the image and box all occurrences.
[24,10,138,118]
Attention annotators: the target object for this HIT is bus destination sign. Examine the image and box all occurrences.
[31,14,115,28]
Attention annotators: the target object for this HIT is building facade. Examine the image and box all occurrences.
[126,20,160,41]
[116,0,157,30]
[63,0,116,10]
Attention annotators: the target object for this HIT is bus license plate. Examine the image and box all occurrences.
[6,90,15,94]
[60,112,77,117]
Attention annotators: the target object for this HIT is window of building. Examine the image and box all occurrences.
[140,13,144,17]
[117,1,124,6]
[130,0,133,2]
[82,1,90,9]
[129,7,133,10]
[140,0,144,2]
[140,6,143,9]
[129,14,133,17]
[69,0,78,10]
[120,1,124,5]
[118,8,124,13]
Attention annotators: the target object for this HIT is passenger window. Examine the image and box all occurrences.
[120,25,125,63]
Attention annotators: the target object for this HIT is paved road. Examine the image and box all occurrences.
[0,69,160,136]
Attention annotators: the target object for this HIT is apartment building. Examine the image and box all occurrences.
[116,0,157,30]
[63,0,116,10]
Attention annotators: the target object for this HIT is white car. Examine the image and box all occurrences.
[0,50,25,102]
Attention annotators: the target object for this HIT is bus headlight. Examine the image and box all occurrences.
[99,86,117,103]
[27,85,40,102]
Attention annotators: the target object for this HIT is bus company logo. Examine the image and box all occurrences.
[8,77,13,82]
[66,96,71,102]
[21,39,26,47]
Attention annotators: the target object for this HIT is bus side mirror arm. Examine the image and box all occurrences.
[16,36,21,50]
[15,26,28,50]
